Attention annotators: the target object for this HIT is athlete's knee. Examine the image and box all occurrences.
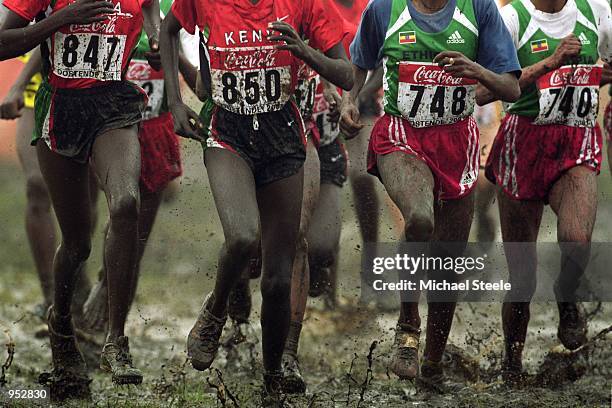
[109,191,140,224]
[61,239,92,264]
[225,230,260,260]
[558,228,592,245]
[403,210,434,241]
[25,175,51,214]
[309,240,337,267]
[260,270,292,302]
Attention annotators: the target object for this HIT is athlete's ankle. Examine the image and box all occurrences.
[284,321,302,357]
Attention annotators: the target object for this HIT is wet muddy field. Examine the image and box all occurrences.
[0,138,611,407]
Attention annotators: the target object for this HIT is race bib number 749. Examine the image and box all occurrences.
[534,65,602,128]
[397,62,476,128]
[53,32,126,81]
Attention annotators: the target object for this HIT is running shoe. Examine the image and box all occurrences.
[281,352,307,394]
[187,293,227,371]
[557,302,588,350]
[416,359,462,394]
[390,323,420,379]
[100,336,143,385]
[262,370,286,407]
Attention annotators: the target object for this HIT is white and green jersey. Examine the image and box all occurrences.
[381,0,479,128]
[501,0,612,126]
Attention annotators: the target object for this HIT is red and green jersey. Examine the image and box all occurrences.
[506,0,603,127]
[4,0,151,89]
[171,0,344,115]
[381,0,480,128]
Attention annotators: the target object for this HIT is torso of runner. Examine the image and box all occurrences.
[4,0,150,89]
[125,0,173,120]
[506,0,604,128]
[381,0,479,128]
[171,0,343,116]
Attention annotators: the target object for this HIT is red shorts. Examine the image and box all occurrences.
[605,101,612,142]
[485,114,602,201]
[367,114,480,200]
[139,112,182,193]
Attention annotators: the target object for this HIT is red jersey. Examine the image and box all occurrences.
[4,0,150,89]
[171,0,344,115]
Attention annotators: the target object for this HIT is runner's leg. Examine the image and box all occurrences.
[16,108,56,308]
[548,166,596,349]
[90,126,141,342]
[497,190,543,373]
[257,168,304,374]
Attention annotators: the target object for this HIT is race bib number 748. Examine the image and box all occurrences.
[397,62,476,128]
[534,65,602,128]
[53,32,126,81]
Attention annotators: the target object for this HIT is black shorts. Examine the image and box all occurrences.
[319,138,348,187]
[206,100,306,187]
[33,81,147,163]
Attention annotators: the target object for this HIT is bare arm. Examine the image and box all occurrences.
[178,53,198,94]
[160,10,203,140]
[339,64,368,139]
[0,0,115,60]
[0,47,42,119]
[477,34,582,105]
[268,22,353,91]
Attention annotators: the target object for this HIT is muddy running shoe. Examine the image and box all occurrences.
[263,370,286,407]
[187,293,227,371]
[501,363,528,388]
[100,336,143,385]
[390,323,420,379]
[228,279,252,324]
[416,359,462,394]
[281,353,306,394]
[557,302,588,350]
[44,307,91,401]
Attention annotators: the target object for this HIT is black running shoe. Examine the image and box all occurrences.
[281,353,306,394]
[557,302,588,350]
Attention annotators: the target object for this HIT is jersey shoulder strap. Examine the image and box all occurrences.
[510,0,531,41]
[575,0,596,27]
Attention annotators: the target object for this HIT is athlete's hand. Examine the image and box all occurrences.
[323,84,342,124]
[145,37,162,71]
[548,34,582,69]
[58,0,116,25]
[434,51,484,80]
[0,88,25,120]
[267,22,309,59]
[170,102,205,142]
[340,99,363,139]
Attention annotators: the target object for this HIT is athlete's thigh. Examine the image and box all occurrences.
[300,139,321,235]
[377,151,435,217]
[257,168,304,252]
[15,108,41,179]
[433,192,475,242]
[204,148,260,239]
[36,142,91,240]
[90,126,141,197]
[307,183,342,253]
[548,166,597,238]
[496,188,543,242]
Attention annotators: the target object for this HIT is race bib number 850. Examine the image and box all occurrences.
[53,32,126,81]
[535,65,602,128]
[397,62,476,128]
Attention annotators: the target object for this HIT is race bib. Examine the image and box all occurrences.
[210,47,293,115]
[397,62,476,128]
[534,65,602,128]
[295,65,318,119]
[313,93,340,146]
[126,60,164,119]
[53,32,126,81]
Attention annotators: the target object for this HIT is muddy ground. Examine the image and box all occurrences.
[0,131,611,407]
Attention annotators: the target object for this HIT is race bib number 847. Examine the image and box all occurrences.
[53,32,126,81]
[535,65,602,128]
[397,62,476,128]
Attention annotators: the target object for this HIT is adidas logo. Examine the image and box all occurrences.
[578,32,590,45]
[447,30,465,44]
[460,171,476,186]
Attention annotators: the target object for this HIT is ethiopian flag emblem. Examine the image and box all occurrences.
[530,39,549,53]
[399,31,416,44]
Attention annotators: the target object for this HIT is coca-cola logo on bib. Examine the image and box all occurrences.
[549,66,596,87]
[70,16,118,34]
[223,49,278,70]
[413,65,465,86]
[126,61,151,80]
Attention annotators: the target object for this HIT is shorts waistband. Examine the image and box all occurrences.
[41,81,135,96]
